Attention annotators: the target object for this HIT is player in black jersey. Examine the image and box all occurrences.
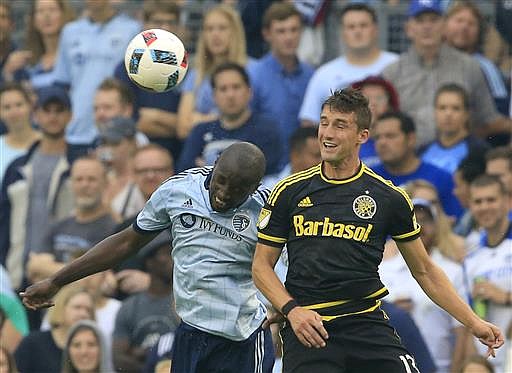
[253,88,505,372]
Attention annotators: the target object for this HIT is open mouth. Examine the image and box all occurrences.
[322,141,337,149]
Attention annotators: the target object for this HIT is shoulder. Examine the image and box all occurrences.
[251,186,271,206]
[379,51,399,64]
[61,17,88,33]
[362,166,413,203]
[313,56,347,77]
[418,161,451,179]
[267,164,321,206]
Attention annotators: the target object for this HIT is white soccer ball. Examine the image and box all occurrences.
[124,29,189,92]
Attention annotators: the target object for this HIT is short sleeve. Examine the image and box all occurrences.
[134,184,172,233]
[53,26,71,85]
[389,187,421,242]
[257,184,291,248]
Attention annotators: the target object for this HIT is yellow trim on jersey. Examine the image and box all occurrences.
[363,167,414,210]
[268,165,321,206]
[321,300,382,322]
[319,161,365,184]
[393,226,421,240]
[257,232,287,244]
[302,286,388,310]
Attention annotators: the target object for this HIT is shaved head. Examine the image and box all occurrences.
[217,142,266,184]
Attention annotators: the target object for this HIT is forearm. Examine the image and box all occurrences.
[113,346,144,373]
[414,263,479,328]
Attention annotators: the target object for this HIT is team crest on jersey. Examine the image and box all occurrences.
[180,213,196,228]
[232,214,251,232]
[258,208,271,229]
[352,195,377,219]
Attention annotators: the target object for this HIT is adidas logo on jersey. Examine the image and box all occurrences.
[298,196,313,207]
[182,199,193,208]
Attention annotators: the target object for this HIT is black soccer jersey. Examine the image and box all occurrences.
[257,163,420,315]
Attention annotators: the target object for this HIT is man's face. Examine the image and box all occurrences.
[213,70,251,120]
[406,12,444,50]
[341,10,378,52]
[94,89,131,128]
[146,12,180,34]
[34,102,71,139]
[71,159,106,211]
[470,183,508,230]
[435,92,468,137]
[374,118,413,167]
[134,149,173,199]
[263,15,302,59]
[444,8,479,52]
[209,163,258,212]
[486,159,512,195]
[318,107,368,166]
[290,137,321,173]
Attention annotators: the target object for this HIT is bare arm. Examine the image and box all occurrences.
[475,116,512,139]
[397,238,505,355]
[252,243,328,348]
[20,227,158,309]
[176,92,218,139]
[137,107,177,138]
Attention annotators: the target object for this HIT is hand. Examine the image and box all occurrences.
[262,310,285,329]
[19,279,60,310]
[287,307,329,348]
[472,280,506,304]
[115,270,150,294]
[468,319,505,358]
[2,50,32,80]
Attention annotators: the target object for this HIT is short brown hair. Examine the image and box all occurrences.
[485,146,512,170]
[97,78,134,107]
[262,2,302,29]
[470,173,507,195]
[143,0,180,22]
[321,88,372,131]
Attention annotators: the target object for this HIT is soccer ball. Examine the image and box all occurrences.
[124,29,188,92]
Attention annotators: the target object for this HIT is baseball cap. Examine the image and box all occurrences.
[408,0,443,18]
[137,231,172,261]
[36,85,71,109]
[98,116,137,144]
[412,198,437,220]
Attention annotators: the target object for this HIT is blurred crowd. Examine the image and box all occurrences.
[0,0,511,372]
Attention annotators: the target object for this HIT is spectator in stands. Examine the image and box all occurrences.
[485,147,512,210]
[61,320,111,373]
[0,265,28,353]
[352,76,400,167]
[461,355,495,373]
[0,83,40,184]
[144,331,174,373]
[405,179,466,262]
[299,3,397,126]
[0,1,28,86]
[262,126,321,188]
[53,0,140,160]
[114,0,183,162]
[421,83,490,174]
[452,154,487,242]
[15,0,76,89]
[380,198,469,372]
[372,111,463,219]
[0,344,17,373]
[14,285,94,373]
[250,2,314,168]
[383,0,511,147]
[0,85,73,292]
[465,174,512,373]
[177,62,282,175]
[177,4,252,138]
[444,1,510,116]
[113,232,179,373]
[26,156,118,283]
[111,144,174,299]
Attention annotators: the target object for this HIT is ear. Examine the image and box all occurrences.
[357,129,370,145]
[406,132,417,148]
[262,27,271,43]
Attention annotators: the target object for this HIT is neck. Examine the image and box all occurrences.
[220,109,251,130]
[272,51,298,72]
[39,136,66,155]
[486,218,509,247]
[42,34,59,55]
[75,204,108,223]
[384,155,420,175]
[148,277,172,296]
[6,126,38,148]
[322,155,361,179]
[414,44,441,66]
[346,46,381,65]
[89,6,115,23]
[439,129,467,147]
[51,326,68,348]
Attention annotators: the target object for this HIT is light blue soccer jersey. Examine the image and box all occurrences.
[135,167,269,341]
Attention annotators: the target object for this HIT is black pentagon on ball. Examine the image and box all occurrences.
[129,48,145,74]
[150,49,178,65]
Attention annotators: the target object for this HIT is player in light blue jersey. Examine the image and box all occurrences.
[20,142,275,373]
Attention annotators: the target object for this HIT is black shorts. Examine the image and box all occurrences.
[280,307,420,373]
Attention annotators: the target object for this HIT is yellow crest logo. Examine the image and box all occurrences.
[352,195,377,219]
[258,208,272,229]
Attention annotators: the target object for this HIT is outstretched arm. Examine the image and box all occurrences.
[397,238,505,356]
[252,243,328,349]
[20,227,158,309]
